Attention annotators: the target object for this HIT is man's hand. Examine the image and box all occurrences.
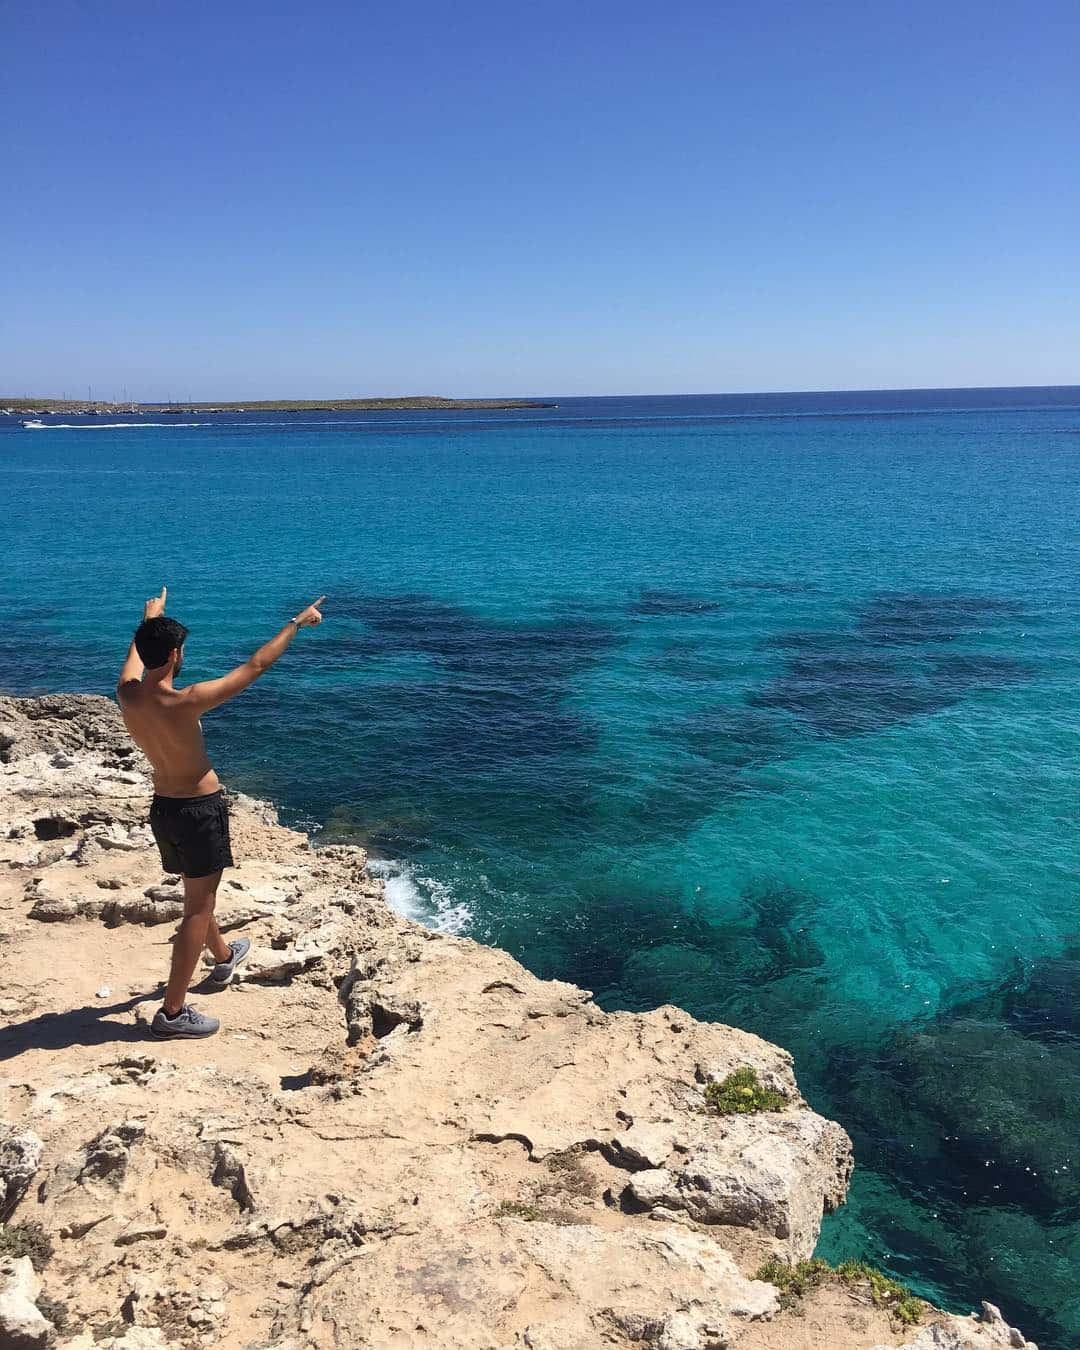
[143,586,167,621]
[293,595,326,628]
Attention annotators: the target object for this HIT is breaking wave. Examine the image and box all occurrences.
[366,856,472,935]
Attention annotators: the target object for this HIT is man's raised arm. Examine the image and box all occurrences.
[185,596,325,713]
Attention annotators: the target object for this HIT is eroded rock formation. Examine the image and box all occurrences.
[0,695,1035,1348]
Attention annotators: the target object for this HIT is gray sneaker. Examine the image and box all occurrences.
[208,937,251,987]
[150,1004,220,1039]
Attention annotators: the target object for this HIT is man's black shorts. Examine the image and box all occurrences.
[149,790,234,879]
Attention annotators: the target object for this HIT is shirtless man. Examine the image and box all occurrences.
[117,586,325,1039]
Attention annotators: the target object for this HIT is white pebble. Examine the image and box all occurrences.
[96,985,111,999]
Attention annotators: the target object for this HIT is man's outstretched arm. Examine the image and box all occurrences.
[117,586,167,695]
[185,596,325,713]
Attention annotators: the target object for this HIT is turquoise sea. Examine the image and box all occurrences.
[3,388,1080,1346]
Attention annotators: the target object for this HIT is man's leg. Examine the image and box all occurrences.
[205,915,232,966]
[163,871,224,1015]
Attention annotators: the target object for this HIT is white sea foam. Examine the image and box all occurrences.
[22,420,207,430]
[367,856,472,935]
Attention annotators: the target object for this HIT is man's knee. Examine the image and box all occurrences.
[182,872,222,915]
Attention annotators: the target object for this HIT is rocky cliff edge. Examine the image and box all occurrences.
[0,695,1034,1349]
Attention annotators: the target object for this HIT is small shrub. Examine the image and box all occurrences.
[835,1260,924,1325]
[496,1200,540,1221]
[0,1222,54,1272]
[755,1256,923,1326]
[754,1257,830,1310]
[538,1152,593,1199]
[704,1067,786,1115]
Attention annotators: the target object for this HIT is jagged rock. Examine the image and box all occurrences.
[65,1331,171,1350]
[142,884,183,903]
[230,793,281,827]
[114,1225,167,1246]
[0,1128,43,1221]
[0,694,139,763]
[100,895,184,927]
[78,1122,144,1184]
[238,919,347,983]
[27,895,81,923]
[627,1111,853,1255]
[24,874,105,923]
[0,1256,52,1349]
[608,1121,679,1170]
[211,1143,255,1211]
[77,822,151,855]
[308,1041,373,1085]
[880,1303,1036,1349]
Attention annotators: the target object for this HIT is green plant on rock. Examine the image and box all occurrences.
[496,1200,541,1221]
[704,1067,786,1115]
[835,1260,924,1326]
[0,1222,54,1272]
[754,1256,924,1327]
[754,1257,830,1310]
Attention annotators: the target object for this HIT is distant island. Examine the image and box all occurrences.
[0,395,557,415]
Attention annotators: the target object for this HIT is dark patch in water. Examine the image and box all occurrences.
[742,881,827,978]
[857,592,1022,645]
[0,621,110,697]
[520,877,828,1030]
[751,593,1031,738]
[662,704,789,776]
[644,646,750,683]
[630,588,725,616]
[814,948,1080,1348]
[1003,948,1080,1044]
[213,594,617,839]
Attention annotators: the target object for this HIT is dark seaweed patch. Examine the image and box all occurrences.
[751,593,1030,739]
[742,881,827,978]
[213,594,617,840]
[1004,948,1080,1044]
[630,588,725,616]
[817,942,1080,1322]
[665,704,789,773]
[857,593,1022,646]
[531,877,828,1022]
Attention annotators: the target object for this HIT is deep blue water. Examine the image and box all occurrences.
[3,388,1080,1346]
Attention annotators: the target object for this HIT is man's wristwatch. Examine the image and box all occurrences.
[289,617,302,630]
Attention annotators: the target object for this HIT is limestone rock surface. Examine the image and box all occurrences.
[0,695,1035,1349]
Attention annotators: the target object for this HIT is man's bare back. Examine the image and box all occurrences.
[119,684,219,797]
[115,585,325,1038]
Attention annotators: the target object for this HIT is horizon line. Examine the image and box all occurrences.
[6,380,1080,405]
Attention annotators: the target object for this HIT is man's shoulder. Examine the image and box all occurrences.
[116,679,142,704]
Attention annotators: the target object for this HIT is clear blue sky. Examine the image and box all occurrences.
[4,0,1078,398]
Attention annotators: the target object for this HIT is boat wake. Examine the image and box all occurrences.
[22,420,207,430]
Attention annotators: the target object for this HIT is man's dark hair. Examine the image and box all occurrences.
[134,616,189,669]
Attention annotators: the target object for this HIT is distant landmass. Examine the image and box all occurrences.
[0,395,556,414]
